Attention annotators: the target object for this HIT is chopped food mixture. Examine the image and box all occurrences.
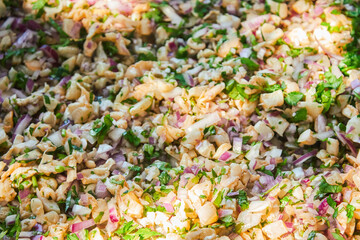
[0,0,360,239]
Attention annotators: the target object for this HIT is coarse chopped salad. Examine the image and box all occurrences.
[0,0,360,239]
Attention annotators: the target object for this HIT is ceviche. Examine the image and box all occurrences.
[0,0,360,239]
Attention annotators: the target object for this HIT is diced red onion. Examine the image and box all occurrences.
[351,79,360,90]
[314,6,324,16]
[183,73,195,87]
[163,202,174,213]
[109,207,119,223]
[168,41,177,52]
[69,22,82,39]
[79,193,89,205]
[318,199,329,216]
[218,208,233,218]
[265,164,275,171]
[32,223,43,233]
[293,150,317,165]
[179,175,188,187]
[19,188,31,199]
[347,126,355,134]
[95,180,110,198]
[219,151,232,161]
[5,214,16,225]
[40,45,59,63]
[14,30,36,48]
[26,79,34,94]
[335,131,357,156]
[77,173,84,180]
[31,235,45,240]
[13,114,32,137]
[71,219,95,233]
[26,20,42,31]
[227,191,239,197]
[190,165,200,175]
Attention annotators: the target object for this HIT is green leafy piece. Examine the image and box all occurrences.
[174,73,188,87]
[331,9,341,15]
[122,97,138,104]
[49,18,69,38]
[346,204,355,223]
[237,190,249,210]
[316,177,343,199]
[331,232,345,240]
[102,41,118,57]
[51,67,70,81]
[94,211,104,223]
[225,80,252,101]
[129,166,142,172]
[280,196,290,211]
[220,215,235,227]
[194,0,214,17]
[307,231,317,240]
[159,171,171,185]
[123,129,141,147]
[315,72,344,112]
[1,47,36,66]
[90,114,113,143]
[110,179,125,186]
[67,233,80,240]
[152,161,171,171]
[285,92,304,106]
[143,7,163,23]
[176,46,188,59]
[13,72,28,90]
[291,108,307,123]
[327,196,338,218]
[116,221,162,240]
[204,125,216,135]
[240,58,259,71]
[263,83,282,93]
[213,190,224,208]
[137,52,157,61]
[65,189,72,212]
[32,0,46,10]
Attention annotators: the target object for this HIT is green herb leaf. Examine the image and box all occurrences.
[123,129,141,147]
[90,114,113,143]
[346,204,355,223]
[307,231,317,240]
[291,108,307,123]
[331,232,345,240]
[49,18,69,38]
[159,171,171,185]
[285,92,304,106]
[213,190,224,208]
[240,58,259,71]
[32,0,47,10]
[237,190,249,210]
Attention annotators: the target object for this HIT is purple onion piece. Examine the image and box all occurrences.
[13,114,32,137]
[40,45,59,63]
[95,180,110,198]
[293,150,318,165]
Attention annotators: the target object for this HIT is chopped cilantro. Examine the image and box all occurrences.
[285,92,304,106]
[90,114,113,143]
[123,129,141,147]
